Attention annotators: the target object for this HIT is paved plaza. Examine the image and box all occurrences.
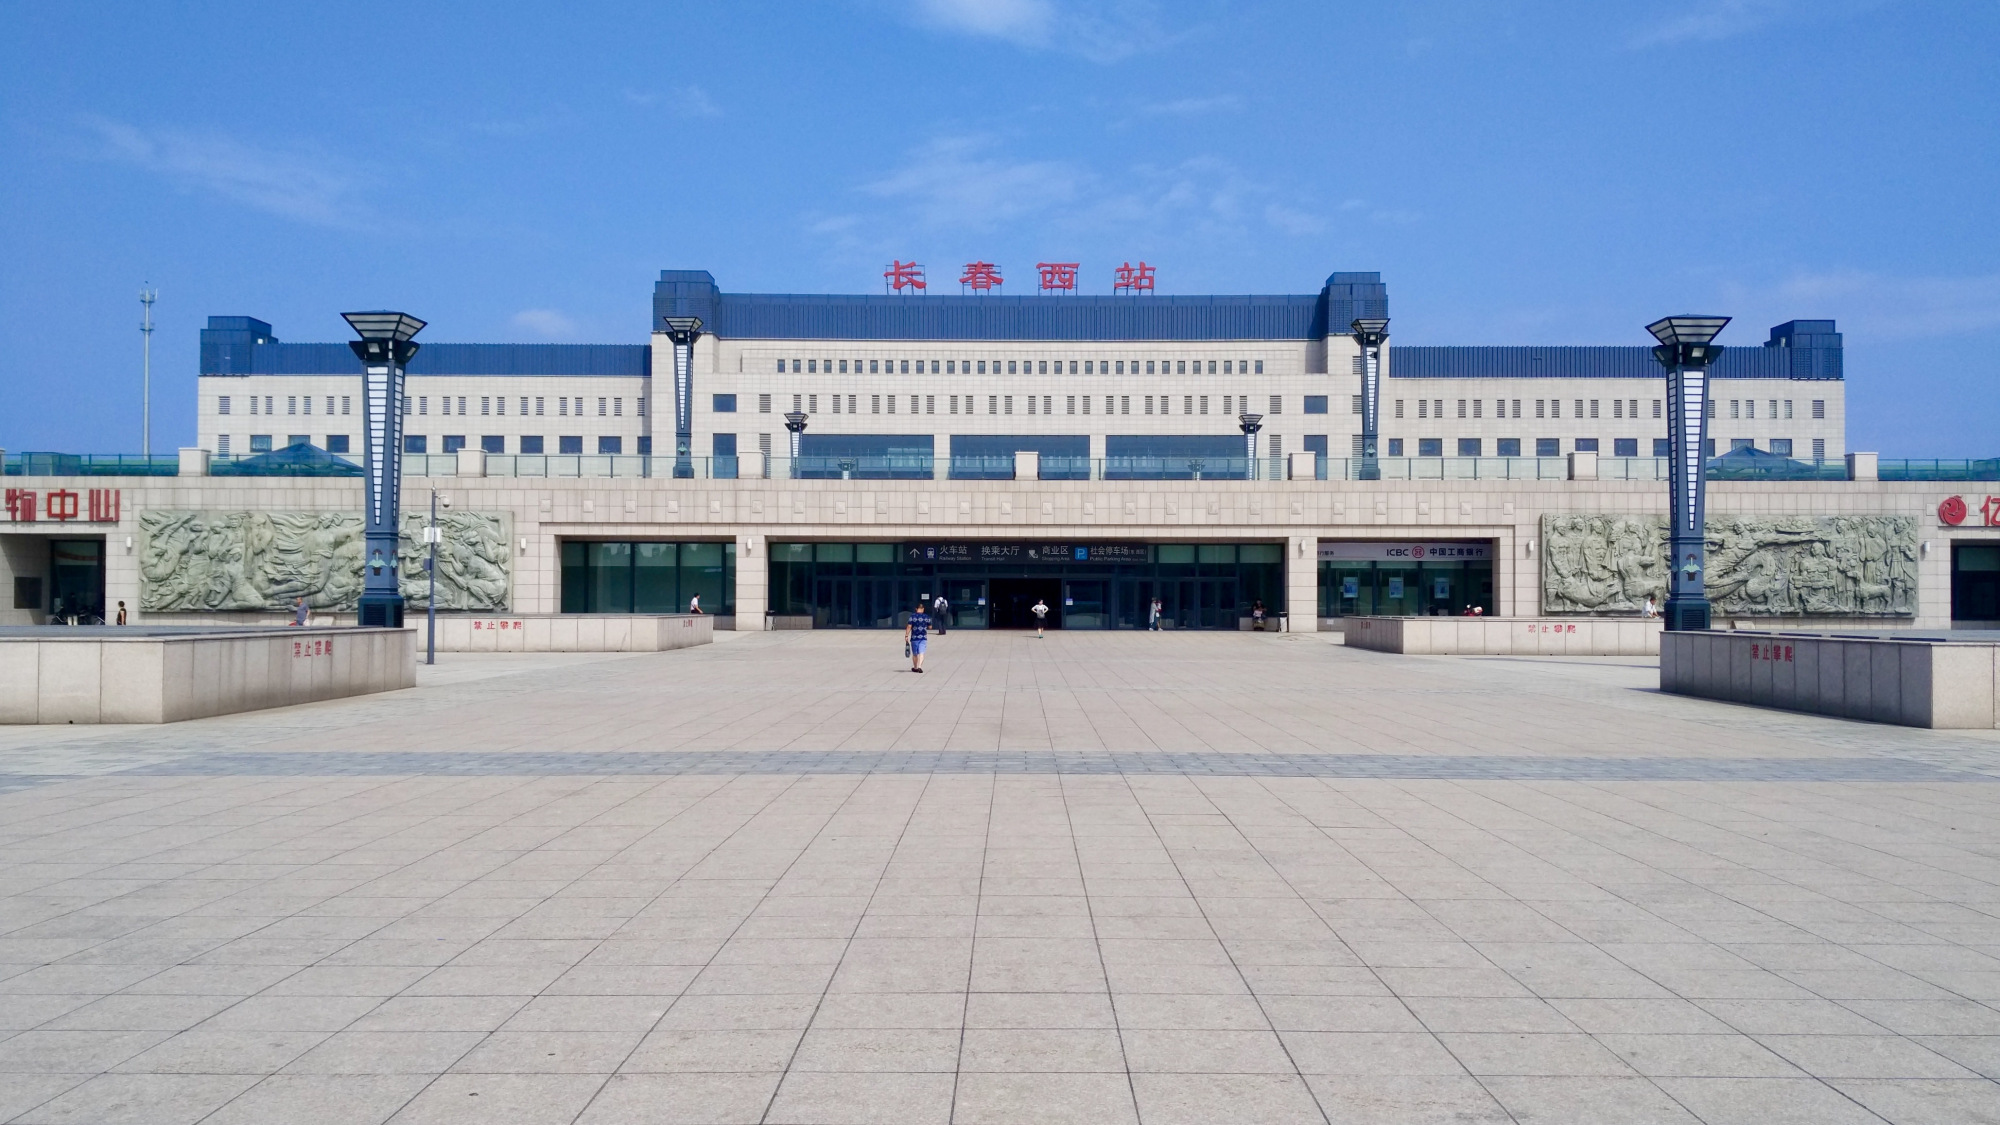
[1,630,1998,1124]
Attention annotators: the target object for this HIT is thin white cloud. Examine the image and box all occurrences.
[1138,95,1243,116]
[906,0,1173,62]
[1738,269,2000,341]
[1630,0,1791,46]
[511,308,580,339]
[673,85,722,118]
[862,136,1084,231]
[82,117,365,228]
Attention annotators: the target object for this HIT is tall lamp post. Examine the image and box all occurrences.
[1238,413,1263,480]
[1647,314,1730,632]
[662,315,703,479]
[344,311,425,628]
[783,411,808,478]
[1352,317,1389,481]
[423,489,445,665]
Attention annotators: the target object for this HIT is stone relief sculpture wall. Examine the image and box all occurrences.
[1541,514,1916,616]
[139,510,511,612]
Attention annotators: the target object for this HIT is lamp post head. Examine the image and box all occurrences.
[343,311,425,365]
[1647,315,1730,368]
[1238,413,1263,435]
[661,315,704,343]
[1350,317,1390,346]
[783,411,808,434]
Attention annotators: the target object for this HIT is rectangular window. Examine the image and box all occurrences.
[1067,395,1076,414]
[1534,399,1543,419]
[807,394,816,412]
[1496,438,1520,457]
[1255,360,1264,374]
[598,436,622,454]
[1199,396,1209,414]
[949,395,958,414]
[1770,438,1794,456]
[302,397,312,415]
[286,396,296,415]
[399,435,422,454]
[481,435,505,454]
[1707,399,1717,419]
[1812,437,1826,462]
[442,435,466,453]
[216,434,231,456]
[1536,438,1560,457]
[1143,396,1152,415]
[1303,395,1328,415]
[1417,438,1443,457]
[758,393,771,413]
[1223,360,1233,375]
[1574,438,1599,452]
[989,395,998,414]
[1613,400,1623,419]
[1589,399,1599,419]
[1784,399,1793,419]
[218,396,231,415]
[1394,399,1403,418]
[1004,396,1013,414]
[1082,396,1090,414]
[1457,438,1482,456]
[1653,438,1670,457]
[887,395,896,413]
[614,398,623,416]
[597,398,607,416]
[1730,400,1740,419]
[419,396,428,415]
[1472,400,1482,419]
[1419,400,1428,419]
[1652,399,1662,419]
[926,395,934,414]
[712,394,737,412]
[559,436,583,454]
[345,395,354,415]
[1629,399,1637,419]
[1614,438,1638,457]
[1387,438,1403,456]
[1269,395,1282,414]
[519,435,544,454]
[871,394,881,414]
[1812,399,1825,419]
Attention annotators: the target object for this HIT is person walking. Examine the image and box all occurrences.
[115,601,128,626]
[291,596,308,627]
[1031,597,1049,638]
[1149,597,1162,631]
[688,593,702,615]
[1251,600,1267,631]
[904,598,931,673]
[932,593,949,635]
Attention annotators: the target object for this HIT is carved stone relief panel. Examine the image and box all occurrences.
[139,510,511,612]
[1540,513,1916,616]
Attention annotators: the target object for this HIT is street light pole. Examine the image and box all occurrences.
[1238,413,1264,480]
[662,316,704,479]
[1647,315,1731,632]
[783,411,808,478]
[1351,317,1390,481]
[344,311,426,629]
[425,487,439,665]
[139,289,156,458]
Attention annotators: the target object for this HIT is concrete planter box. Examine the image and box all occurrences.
[416,613,713,652]
[1662,630,2000,728]
[0,626,413,724]
[1346,616,1662,656]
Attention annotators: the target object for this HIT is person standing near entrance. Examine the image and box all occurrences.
[115,601,128,626]
[1149,597,1162,631]
[933,593,949,635]
[904,599,931,672]
[1031,597,1049,638]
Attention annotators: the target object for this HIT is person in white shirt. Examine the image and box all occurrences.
[1031,598,1049,638]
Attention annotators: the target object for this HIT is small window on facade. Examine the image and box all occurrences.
[989,395,998,414]
[1418,400,1428,419]
[1082,396,1091,414]
[1812,399,1825,419]
[597,398,607,416]
[219,396,232,415]
[711,394,737,413]
[520,436,544,454]
[1588,399,1598,419]
[1496,438,1521,457]
[1614,438,1638,456]
[1812,438,1826,461]
[442,435,466,453]
[1269,395,1282,414]
[1387,438,1403,456]
[1199,395,1208,414]
[776,359,785,373]
[759,393,772,413]
[1117,396,1127,414]
[1536,438,1560,456]
[1303,395,1328,415]
[1784,399,1793,419]
[1613,400,1622,419]
[614,398,623,416]
[1392,399,1402,418]
[807,394,816,412]
[1652,399,1662,418]
[1770,438,1793,456]
[558,435,582,454]
[1653,438,1671,457]
[598,436,623,454]
[399,435,422,453]
[480,397,489,416]
[1457,438,1482,457]
[1472,400,1482,419]
[1417,438,1443,457]
[1575,438,1599,452]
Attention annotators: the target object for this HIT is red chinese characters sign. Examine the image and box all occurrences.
[293,638,335,658]
[959,261,1003,292]
[1113,261,1156,293]
[1749,642,1794,663]
[884,260,926,291]
[4,489,119,524]
[1941,495,2000,527]
[1035,262,1079,293]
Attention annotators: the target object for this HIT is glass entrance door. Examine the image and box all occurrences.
[48,539,105,623]
[1063,580,1108,629]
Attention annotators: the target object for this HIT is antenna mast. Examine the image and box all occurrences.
[140,288,157,457]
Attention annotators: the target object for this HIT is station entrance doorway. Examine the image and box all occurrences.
[990,577,1062,629]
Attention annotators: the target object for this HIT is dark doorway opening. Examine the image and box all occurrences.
[48,539,105,623]
[1953,544,2000,622]
[989,577,1062,629]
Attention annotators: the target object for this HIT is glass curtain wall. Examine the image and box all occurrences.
[561,540,736,613]
[1318,560,1494,617]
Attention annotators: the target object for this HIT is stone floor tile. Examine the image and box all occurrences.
[1595,1033,1809,1078]
[1123,1028,1295,1073]
[383,1073,605,1125]
[1755,1034,1982,1078]
[573,1072,782,1125]
[282,1030,487,1074]
[200,1073,432,1125]
[1128,1072,1325,1125]
[0,1074,88,1122]
[1116,992,1276,1030]
[958,1028,1126,1072]
[809,992,965,1029]
[1480,1075,1704,1124]
[622,1028,804,1072]
[764,1071,956,1125]
[450,1030,643,1073]
[501,995,673,1032]
[962,992,1116,1029]
[1828,1078,2000,1125]
[0,1029,173,1073]
[111,1029,328,1074]
[790,1027,961,1072]
[1651,1076,1895,1125]
[1436,1031,1641,1077]
[13,1071,260,1125]
[1405,996,1579,1033]
[1276,1031,1468,1076]
[1302,1073,1513,1124]
[953,1071,1139,1125]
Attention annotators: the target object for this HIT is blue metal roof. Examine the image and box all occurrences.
[199,319,650,376]
[653,269,1388,341]
[1390,321,1842,381]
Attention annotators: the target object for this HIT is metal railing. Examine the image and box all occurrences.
[1879,458,2000,482]
[2,452,180,477]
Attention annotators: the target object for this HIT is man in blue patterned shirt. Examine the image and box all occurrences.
[904,600,931,673]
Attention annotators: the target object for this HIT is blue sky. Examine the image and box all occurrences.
[3,0,1996,455]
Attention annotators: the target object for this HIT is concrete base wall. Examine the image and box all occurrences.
[416,613,713,652]
[0,627,414,724]
[1661,630,2000,729]
[1346,616,1663,655]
